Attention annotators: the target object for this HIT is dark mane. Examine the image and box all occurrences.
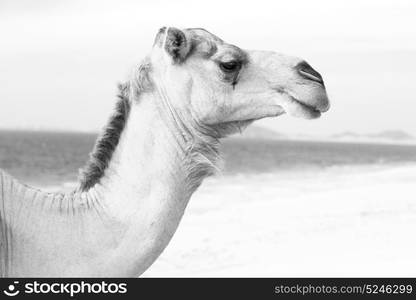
[78,84,131,191]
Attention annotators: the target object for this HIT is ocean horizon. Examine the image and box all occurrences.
[1,129,416,188]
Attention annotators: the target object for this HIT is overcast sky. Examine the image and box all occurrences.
[1,0,415,136]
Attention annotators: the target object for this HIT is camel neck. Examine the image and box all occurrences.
[83,92,218,275]
[95,93,192,216]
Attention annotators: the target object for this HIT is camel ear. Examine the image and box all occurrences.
[162,27,191,63]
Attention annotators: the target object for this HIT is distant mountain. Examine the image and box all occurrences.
[366,130,414,141]
[330,130,415,143]
[331,131,361,139]
[235,128,415,143]
[234,126,286,140]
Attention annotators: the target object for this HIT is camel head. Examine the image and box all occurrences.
[144,27,330,137]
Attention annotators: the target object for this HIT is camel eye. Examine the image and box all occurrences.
[219,61,241,73]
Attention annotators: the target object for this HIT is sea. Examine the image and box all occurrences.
[1,129,416,187]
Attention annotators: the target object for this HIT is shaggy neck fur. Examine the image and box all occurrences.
[79,73,224,195]
[79,84,131,191]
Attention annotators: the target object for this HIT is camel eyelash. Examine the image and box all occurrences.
[219,61,242,73]
[217,60,242,87]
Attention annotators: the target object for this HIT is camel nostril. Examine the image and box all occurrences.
[296,61,324,85]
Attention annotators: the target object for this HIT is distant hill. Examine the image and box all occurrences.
[331,130,415,144]
[366,130,414,141]
[331,131,361,139]
[234,126,286,140]
[234,127,416,144]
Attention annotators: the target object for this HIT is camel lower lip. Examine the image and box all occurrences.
[296,101,320,112]
[293,99,322,116]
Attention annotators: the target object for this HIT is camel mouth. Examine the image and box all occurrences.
[283,94,329,119]
[272,86,329,120]
[293,99,322,118]
[295,99,325,112]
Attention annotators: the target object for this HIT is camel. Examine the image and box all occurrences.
[0,27,329,277]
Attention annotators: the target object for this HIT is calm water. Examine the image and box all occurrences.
[1,130,416,185]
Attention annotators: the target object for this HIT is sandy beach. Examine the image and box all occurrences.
[136,164,416,277]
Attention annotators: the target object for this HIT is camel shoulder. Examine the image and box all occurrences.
[0,169,44,201]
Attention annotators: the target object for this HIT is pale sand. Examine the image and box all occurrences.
[143,164,416,277]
